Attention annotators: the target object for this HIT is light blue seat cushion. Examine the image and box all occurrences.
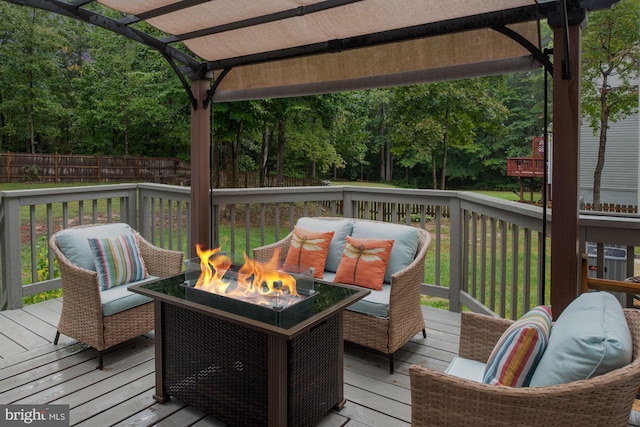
[351,221,419,283]
[55,223,134,271]
[100,276,157,316]
[529,292,632,387]
[296,217,353,273]
[323,270,391,318]
[445,356,486,382]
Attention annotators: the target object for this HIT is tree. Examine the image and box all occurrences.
[390,79,508,189]
[0,5,71,153]
[582,0,640,210]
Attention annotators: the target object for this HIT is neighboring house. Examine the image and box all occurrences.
[579,87,640,210]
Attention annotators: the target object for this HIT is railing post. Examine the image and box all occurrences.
[449,197,463,313]
[1,196,24,309]
[342,188,354,218]
[127,187,138,230]
[138,186,152,241]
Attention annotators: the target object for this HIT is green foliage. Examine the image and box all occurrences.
[21,165,41,182]
[389,77,510,189]
[581,0,639,132]
[0,4,189,157]
[23,235,62,306]
[1,2,634,193]
[581,0,639,207]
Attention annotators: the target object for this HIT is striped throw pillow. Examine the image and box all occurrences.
[88,233,148,291]
[482,305,552,387]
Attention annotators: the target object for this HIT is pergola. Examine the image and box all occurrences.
[2,0,620,315]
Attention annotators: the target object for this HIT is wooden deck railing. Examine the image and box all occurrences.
[1,184,638,319]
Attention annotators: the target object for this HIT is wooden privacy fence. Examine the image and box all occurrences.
[327,200,451,219]
[0,152,191,184]
[214,169,323,188]
[583,203,638,214]
[0,152,324,187]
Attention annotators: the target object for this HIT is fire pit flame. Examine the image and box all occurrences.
[194,244,299,307]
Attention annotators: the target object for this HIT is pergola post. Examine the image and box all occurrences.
[549,16,585,317]
[189,75,212,258]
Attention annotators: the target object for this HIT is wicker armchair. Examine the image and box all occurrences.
[409,308,640,427]
[50,224,184,369]
[253,218,431,373]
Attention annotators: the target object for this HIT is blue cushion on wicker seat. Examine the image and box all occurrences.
[100,276,158,316]
[323,271,391,318]
[445,356,486,382]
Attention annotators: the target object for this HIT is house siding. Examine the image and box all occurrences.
[579,107,640,208]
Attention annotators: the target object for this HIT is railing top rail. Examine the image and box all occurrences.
[136,183,192,194]
[207,185,461,206]
[579,210,640,223]
[458,192,551,227]
[0,184,139,206]
[580,211,640,246]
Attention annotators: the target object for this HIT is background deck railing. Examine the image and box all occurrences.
[1,183,638,319]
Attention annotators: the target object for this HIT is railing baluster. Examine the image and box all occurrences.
[499,220,508,318]
[489,217,497,312]
[510,224,519,319]
[30,206,37,284]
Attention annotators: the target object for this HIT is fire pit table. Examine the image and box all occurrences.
[129,265,369,427]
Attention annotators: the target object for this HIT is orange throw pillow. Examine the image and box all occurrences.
[282,226,334,278]
[334,236,394,291]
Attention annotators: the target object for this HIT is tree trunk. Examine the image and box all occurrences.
[0,93,4,150]
[385,138,392,182]
[592,75,610,211]
[378,103,386,181]
[431,153,437,190]
[440,108,450,190]
[29,12,36,154]
[124,111,129,156]
[212,135,219,188]
[231,120,243,187]
[277,119,285,186]
[29,110,35,154]
[260,120,269,187]
[311,160,316,179]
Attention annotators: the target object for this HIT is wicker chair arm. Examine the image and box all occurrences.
[137,235,184,277]
[387,228,431,318]
[49,234,102,307]
[458,312,512,362]
[252,232,294,265]
[409,357,640,427]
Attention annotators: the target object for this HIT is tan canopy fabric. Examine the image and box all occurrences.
[97,0,543,101]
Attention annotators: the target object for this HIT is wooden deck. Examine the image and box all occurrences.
[4,300,639,427]
[0,300,461,426]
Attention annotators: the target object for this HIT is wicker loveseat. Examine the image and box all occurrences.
[50,223,184,369]
[253,217,431,373]
[409,304,640,427]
